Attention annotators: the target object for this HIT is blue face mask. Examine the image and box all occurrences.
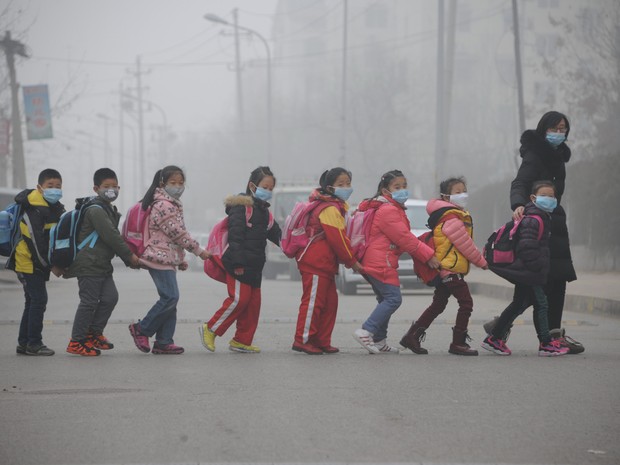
[332,187,353,201]
[42,188,62,204]
[253,186,272,202]
[546,132,566,147]
[390,189,409,204]
[535,195,557,212]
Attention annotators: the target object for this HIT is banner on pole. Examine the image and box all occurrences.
[23,84,53,140]
[0,117,9,156]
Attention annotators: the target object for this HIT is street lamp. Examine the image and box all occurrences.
[204,11,273,162]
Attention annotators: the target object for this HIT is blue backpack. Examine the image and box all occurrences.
[0,203,24,257]
[48,198,102,268]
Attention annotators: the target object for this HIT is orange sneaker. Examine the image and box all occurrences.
[87,332,114,350]
[66,339,101,357]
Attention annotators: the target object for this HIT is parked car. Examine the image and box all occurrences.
[263,184,316,280]
[336,198,430,295]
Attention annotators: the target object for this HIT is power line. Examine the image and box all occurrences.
[239,1,321,17]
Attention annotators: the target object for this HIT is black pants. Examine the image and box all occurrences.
[18,273,48,347]
[492,284,551,344]
[543,279,566,330]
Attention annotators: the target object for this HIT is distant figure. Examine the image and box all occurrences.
[481,181,569,357]
[128,165,211,355]
[8,169,65,356]
[199,166,282,354]
[292,168,363,355]
[483,111,584,354]
[400,176,487,356]
[352,170,439,355]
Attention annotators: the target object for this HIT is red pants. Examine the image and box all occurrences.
[207,273,261,346]
[295,272,338,347]
[416,276,473,331]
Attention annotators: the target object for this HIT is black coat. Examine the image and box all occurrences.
[509,130,577,283]
[490,203,551,287]
[221,194,281,288]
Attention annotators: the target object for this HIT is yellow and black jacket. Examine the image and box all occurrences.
[8,189,65,278]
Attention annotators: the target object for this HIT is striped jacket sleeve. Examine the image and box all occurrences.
[318,206,357,267]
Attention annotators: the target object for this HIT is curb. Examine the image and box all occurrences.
[469,282,620,319]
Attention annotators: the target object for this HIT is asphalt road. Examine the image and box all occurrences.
[0,266,618,465]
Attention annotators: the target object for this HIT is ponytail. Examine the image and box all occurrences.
[141,165,185,210]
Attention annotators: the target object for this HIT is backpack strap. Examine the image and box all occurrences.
[244,206,274,230]
[511,214,544,241]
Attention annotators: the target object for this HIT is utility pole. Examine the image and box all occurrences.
[512,0,525,168]
[0,31,28,188]
[233,8,244,131]
[339,0,349,167]
[444,0,457,156]
[434,0,445,186]
[133,55,146,191]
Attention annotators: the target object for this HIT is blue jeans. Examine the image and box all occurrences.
[362,275,403,342]
[18,273,48,347]
[139,269,179,345]
[492,284,551,343]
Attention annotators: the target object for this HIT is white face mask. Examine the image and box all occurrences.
[449,192,468,208]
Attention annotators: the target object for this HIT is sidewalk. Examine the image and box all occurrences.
[467,268,620,318]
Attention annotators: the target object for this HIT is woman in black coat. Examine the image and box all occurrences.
[486,111,583,354]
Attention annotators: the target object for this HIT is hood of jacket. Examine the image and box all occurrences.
[520,129,571,163]
[357,196,399,212]
[426,198,464,229]
[15,188,46,208]
[224,193,255,212]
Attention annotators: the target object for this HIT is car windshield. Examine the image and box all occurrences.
[406,205,428,230]
[273,191,312,223]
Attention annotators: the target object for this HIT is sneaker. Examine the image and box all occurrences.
[292,342,323,355]
[480,335,512,355]
[16,345,27,355]
[229,339,260,353]
[538,339,569,357]
[483,316,512,341]
[549,328,584,354]
[128,323,150,353]
[87,332,114,350]
[66,340,101,357]
[374,339,400,354]
[199,323,216,352]
[353,328,380,354]
[319,345,340,354]
[25,344,55,356]
[152,342,184,354]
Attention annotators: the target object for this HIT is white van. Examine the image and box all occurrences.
[336,198,430,295]
[263,184,316,280]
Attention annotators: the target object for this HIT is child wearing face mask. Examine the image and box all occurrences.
[400,176,488,356]
[352,170,440,354]
[65,168,141,356]
[481,180,569,357]
[128,166,211,355]
[199,166,281,354]
[291,167,364,355]
[7,169,66,356]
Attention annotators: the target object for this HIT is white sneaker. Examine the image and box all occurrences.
[353,328,380,354]
[374,339,400,354]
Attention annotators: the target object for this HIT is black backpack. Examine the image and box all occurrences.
[484,215,543,266]
[48,197,103,268]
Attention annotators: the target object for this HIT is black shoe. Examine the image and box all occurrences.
[25,344,55,356]
[16,345,27,355]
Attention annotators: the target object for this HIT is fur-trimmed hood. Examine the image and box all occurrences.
[520,129,571,163]
[224,193,255,208]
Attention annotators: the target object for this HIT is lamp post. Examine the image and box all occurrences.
[204,12,273,163]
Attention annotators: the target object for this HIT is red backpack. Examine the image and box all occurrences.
[204,206,274,283]
[122,202,152,256]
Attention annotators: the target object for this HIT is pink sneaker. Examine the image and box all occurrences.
[128,323,150,353]
[152,343,184,354]
[538,339,569,357]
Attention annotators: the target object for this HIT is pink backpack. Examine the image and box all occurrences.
[345,207,380,261]
[122,202,152,256]
[204,206,274,283]
[280,201,336,259]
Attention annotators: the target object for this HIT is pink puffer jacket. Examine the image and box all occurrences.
[140,188,204,267]
[360,197,435,286]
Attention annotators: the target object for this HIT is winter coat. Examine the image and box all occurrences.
[296,190,356,278]
[426,199,487,276]
[8,189,65,278]
[359,196,434,286]
[510,129,576,282]
[490,202,551,287]
[140,188,204,268]
[64,197,134,278]
[221,193,281,288]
